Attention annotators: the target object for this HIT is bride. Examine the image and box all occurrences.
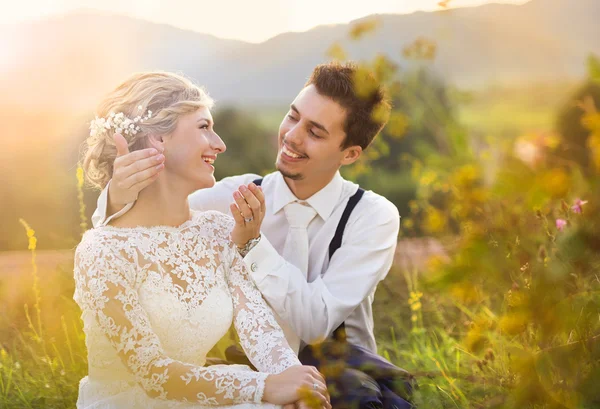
[74,72,330,409]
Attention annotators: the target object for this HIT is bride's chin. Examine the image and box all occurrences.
[192,177,216,190]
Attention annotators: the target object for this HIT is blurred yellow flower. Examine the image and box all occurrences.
[371,102,391,126]
[541,168,570,198]
[499,311,529,336]
[419,169,438,186]
[77,165,89,234]
[450,282,481,304]
[424,206,447,233]
[451,164,479,188]
[352,65,378,99]
[19,219,37,251]
[326,43,347,61]
[386,112,408,138]
[349,18,380,40]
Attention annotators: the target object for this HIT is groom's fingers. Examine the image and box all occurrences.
[113,133,130,157]
[120,153,165,181]
[114,147,162,169]
[123,163,164,190]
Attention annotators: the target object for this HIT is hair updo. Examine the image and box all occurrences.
[81,71,214,189]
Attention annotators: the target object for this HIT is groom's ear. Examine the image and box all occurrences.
[340,145,362,166]
[146,133,165,153]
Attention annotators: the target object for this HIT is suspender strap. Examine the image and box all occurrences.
[330,187,365,341]
[329,188,365,259]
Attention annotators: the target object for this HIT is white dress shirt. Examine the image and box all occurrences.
[92,171,400,353]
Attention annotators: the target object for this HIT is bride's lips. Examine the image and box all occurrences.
[202,155,216,170]
[280,144,307,163]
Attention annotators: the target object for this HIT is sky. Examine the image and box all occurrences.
[0,0,529,43]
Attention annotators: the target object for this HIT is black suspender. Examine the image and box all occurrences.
[252,177,364,341]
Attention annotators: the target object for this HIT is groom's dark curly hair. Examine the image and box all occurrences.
[306,61,391,150]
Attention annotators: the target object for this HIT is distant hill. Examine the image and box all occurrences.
[0,0,598,107]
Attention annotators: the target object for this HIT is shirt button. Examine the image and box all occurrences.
[251,263,258,272]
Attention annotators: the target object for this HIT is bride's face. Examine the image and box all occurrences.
[161,107,226,190]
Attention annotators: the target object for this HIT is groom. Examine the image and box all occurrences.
[92,62,413,408]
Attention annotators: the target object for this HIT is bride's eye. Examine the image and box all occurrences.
[199,124,209,130]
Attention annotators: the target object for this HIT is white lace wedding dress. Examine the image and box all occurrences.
[73,210,300,409]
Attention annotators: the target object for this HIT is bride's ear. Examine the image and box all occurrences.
[146,133,165,153]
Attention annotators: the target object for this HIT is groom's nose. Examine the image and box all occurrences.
[284,123,304,146]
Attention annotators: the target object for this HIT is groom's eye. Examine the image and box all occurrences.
[287,114,298,121]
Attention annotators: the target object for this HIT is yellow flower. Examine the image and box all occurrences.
[424,207,447,234]
[386,112,408,138]
[349,18,380,40]
[77,164,89,234]
[451,164,479,188]
[19,219,37,251]
[419,169,438,186]
[541,168,570,198]
[499,311,529,336]
[326,43,347,61]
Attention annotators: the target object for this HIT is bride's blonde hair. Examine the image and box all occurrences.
[82,71,214,189]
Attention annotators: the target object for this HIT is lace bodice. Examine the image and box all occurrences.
[73,210,300,406]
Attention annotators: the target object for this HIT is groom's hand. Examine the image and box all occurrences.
[107,133,165,214]
[230,183,266,248]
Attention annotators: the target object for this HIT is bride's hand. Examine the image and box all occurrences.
[108,133,165,212]
[229,182,266,248]
[263,365,330,409]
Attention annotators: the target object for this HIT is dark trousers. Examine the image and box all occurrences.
[298,342,414,409]
[222,344,415,409]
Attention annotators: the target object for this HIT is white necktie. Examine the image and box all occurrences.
[283,201,317,277]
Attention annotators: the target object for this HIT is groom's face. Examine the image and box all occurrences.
[276,85,355,184]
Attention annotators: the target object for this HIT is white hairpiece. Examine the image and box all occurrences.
[89,106,152,137]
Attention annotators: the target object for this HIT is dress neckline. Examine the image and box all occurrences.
[98,210,200,234]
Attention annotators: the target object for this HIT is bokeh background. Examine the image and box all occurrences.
[1,0,600,407]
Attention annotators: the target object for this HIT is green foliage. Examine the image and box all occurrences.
[212,107,278,180]
[555,80,600,177]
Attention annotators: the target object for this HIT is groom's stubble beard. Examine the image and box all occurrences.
[275,159,303,181]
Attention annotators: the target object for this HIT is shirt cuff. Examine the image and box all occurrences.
[243,235,285,285]
[96,180,135,227]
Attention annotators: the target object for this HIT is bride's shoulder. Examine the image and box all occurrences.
[74,227,128,258]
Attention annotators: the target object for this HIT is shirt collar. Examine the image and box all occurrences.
[272,171,344,221]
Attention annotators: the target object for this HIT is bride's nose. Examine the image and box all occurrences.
[211,132,226,153]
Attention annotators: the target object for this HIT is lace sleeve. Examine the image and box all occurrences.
[226,245,301,374]
[74,234,268,405]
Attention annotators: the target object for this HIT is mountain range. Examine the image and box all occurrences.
[0,0,598,107]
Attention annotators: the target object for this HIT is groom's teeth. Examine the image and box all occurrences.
[202,157,214,164]
[283,146,303,159]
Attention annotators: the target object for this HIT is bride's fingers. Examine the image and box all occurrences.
[312,378,330,403]
[308,368,327,389]
[230,203,245,225]
[233,191,253,219]
[239,186,261,217]
[248,183,266,214]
